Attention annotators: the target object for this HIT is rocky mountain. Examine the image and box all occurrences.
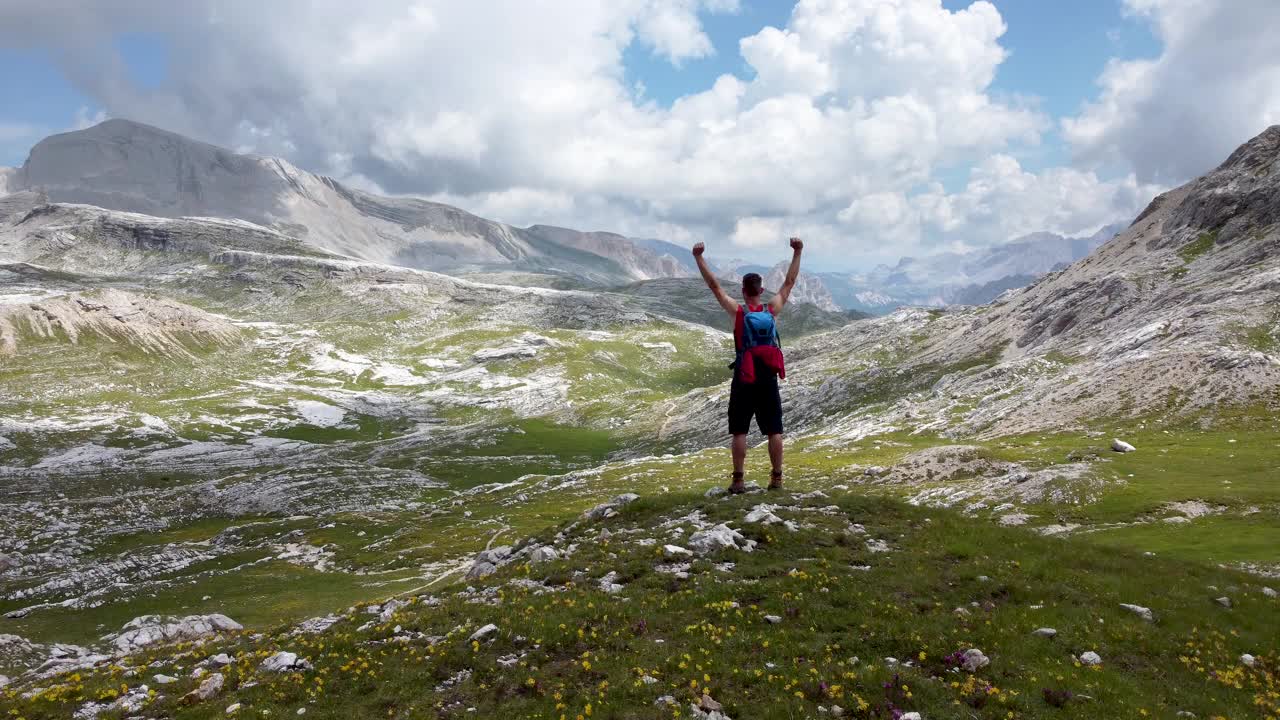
[1,119,688,285]
[659,126,1280,446]
[820,223,1127,313]
[763,260,841,312]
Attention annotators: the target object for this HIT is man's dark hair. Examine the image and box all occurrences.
[742,272,763,297]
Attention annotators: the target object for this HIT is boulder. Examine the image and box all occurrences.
[663,544,693,558]
[469,624,499,642]
[1111,439,1136,453]
[1079,651,1102,666]
[1241,653,1256,668]
[261,651,312,673]
[529,546,560,564]
[961,648,989,672]
[466,561,497,580]
[744,505,783,525]
[1120,603,1155,622]
[184,672,224,703]
[1263,587,1277,598]
[688,524,757,554]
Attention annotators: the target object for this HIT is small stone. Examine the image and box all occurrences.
[0,675,9,689]
[1079,651,1102,666]
[1263,586,1277,598]
[1241,653,1256,668]
[1120,603,1155,622]
[153,674,178,684]
[466,561,497,580]
[227,703,241,714]
[1111,439,1136,453]
[210,653,234,666]
[764,615,783,624]
[699,694,723,711]
[469,623,499,642]
[655,695,676,706]
[641,675,658,685]
[663,544,692,558]
[1215,596,1232,608]
[961,648,989,672]
[297,709,307,716]
[901,713,922,720]
[1032,628,1058,639]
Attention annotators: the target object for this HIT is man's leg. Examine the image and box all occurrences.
[767,433,783,472]
[732,434,748,474]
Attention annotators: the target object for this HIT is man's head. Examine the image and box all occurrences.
[742,272,763,301]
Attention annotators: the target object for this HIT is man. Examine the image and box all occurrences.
[692,237,803,493]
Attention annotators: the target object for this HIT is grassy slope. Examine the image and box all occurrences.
[4,490,1276,719]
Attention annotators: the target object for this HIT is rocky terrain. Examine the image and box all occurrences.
[0,124,1277,718]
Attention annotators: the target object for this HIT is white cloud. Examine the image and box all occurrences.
[0,0,1227,269]
[1064,0,1280,184]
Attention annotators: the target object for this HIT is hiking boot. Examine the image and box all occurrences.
[767,469,783,490]
[727,471,747,494]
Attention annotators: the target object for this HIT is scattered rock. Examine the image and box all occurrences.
[1263,587,1277,598]
[0,675,9,688]
[688,524,757,554]
[744,504,783,525]
[466,561,497,580]
[1241,654,1256,668]
[153,674,178,684]
[764,615,782,624]
[469,624,499,642]
[1032,628,1058,639]
[1120,603,1155,622]
[261,652,312,673]
[184,672,225,703]
[529,546,560,564]
[378,599,409,623]
[1079,651,1102,666]
[209,653,233,666]
[1214,596,1232,609]
[663,544,693,558]
[655,695,676,707]
[598,571,624,594]
[226,702,241,714]
[901,714,922,720]
[583,493,640,521]
[699,694,723,711]
[961,648,989,672]
[1111,439,1136,453]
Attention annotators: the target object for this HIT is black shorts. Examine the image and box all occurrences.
[728,363,784,436]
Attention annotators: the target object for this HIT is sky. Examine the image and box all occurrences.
[1,0,1278,271]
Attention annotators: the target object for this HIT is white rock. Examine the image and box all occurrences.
[469,624,499,642]
[663,544,693,558]
[961,648,989,672]
[226,703,241,714]
[1079,651,1102,666]
[688,524,757,554]
[1241,653,1256,668]
[641,675,658,685]
[210,653,234,666]
[0,675,9,688]
[529,546,560,564]
[1032,628,1058,638]
[764,615,782,624]
[1111,439,1136,453]
[1120,603,1155,622]
[188,672,224,701]
[1215,596,1232,608]
[261,652,312,673]
[744,504,783,525]
[1263,587,1277,598]
[466,561,497,580]
[378,599,409,623]
[109,614,243,654]
[153,674,178,684]
[901,714,922,720]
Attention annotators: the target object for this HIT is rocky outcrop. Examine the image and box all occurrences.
[106,614,243,654]
[0,289,241,357]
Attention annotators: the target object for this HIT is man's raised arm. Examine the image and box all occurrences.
[692,242,738,317]
[769,237,803,312]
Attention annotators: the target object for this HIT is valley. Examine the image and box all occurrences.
[0,121,1277,719]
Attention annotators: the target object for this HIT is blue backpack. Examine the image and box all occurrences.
[741,306,780,351]
[734,305,781,375]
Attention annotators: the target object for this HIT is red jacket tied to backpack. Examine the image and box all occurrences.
[734,304,786,383]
